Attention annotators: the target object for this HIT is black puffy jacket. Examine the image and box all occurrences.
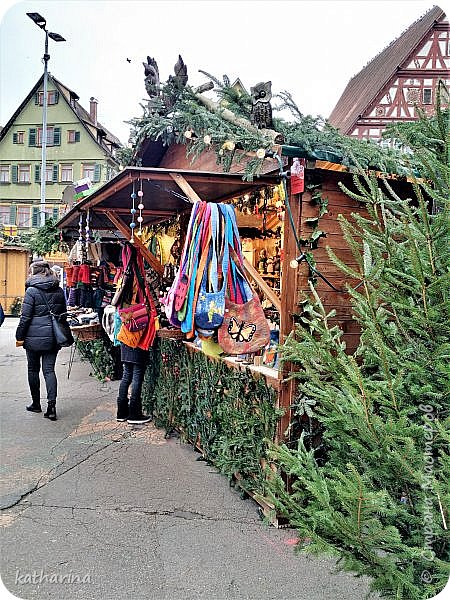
[16,275,67,352]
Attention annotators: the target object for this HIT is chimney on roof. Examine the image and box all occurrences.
[89,97,98,126]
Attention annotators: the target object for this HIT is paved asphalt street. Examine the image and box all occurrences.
[0,317,374,600]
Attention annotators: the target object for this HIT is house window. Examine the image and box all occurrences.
[0,166,10,183]
[36,126,61,147]
[17,206,31,227]
[67,130,80,143]
[82,164,95,181]
[0,206,9,224]
[423,88,432,104]
[45,165,54,182]
[38,127,54,146]
[18,165,30,183]
[61,164,73,182]
[36,90,59,105]
[13,131,25,144]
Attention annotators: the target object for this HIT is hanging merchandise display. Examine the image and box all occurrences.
[290,157,305,195]
[115,242,158,350]
[194,203,228,331]
[162,201,271,355]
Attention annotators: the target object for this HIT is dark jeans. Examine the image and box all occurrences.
[118,362,145,414]
[26,349,58,404]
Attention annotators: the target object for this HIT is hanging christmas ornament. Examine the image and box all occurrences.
[137,180,144,236]
[203,134,211,145]
[129,183,137,243]
[78,213,83,241]
[256,148,266,159]
[85,209,91,247]
[184,129,193,139]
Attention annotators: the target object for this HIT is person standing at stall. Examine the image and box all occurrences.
[116,342,152,424]
[16,261,67,421]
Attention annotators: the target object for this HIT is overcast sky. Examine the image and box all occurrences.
[0,0,445,145]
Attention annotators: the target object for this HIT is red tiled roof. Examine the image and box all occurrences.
[328,5,447,134]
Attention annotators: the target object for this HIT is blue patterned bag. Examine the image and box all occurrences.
[194,204,229,331]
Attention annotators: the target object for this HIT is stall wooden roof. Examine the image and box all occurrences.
[58,166,281,232]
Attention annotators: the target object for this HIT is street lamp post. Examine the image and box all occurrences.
[26,12,65,228]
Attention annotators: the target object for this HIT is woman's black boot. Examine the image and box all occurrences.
[26,401,42,413]
[44,401,57,421]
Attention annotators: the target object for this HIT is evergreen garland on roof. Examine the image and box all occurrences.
[126,72,423,180]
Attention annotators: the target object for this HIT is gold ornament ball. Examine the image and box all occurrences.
[256,148,266,159]
[184,130,192,139]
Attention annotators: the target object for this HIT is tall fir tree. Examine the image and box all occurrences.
[268,94,449,598]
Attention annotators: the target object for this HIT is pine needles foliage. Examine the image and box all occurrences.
[267,100,450,598]
[144,339,281,492]
[127,72,422,180]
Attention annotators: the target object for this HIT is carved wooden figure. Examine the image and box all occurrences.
[143,56,160,98]
[250,81,273,129]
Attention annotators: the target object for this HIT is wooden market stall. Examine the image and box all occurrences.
[56,146,414,520]
[55,44,420,518]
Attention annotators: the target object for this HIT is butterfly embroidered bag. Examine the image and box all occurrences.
[218,293,270,355]
[218,235,270,355]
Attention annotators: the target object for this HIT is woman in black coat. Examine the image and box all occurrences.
[16,261,67,421]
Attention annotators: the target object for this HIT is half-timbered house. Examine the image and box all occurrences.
[329,5,449,140]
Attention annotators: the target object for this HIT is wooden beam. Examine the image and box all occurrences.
[169,172,201,203]
[94,207,175,217]
[242,257,281,313]
[105,210,164,275]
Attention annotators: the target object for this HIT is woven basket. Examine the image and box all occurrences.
[71,323,103,342]
[156,328,185,340]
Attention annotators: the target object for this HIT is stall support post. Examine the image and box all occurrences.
[277,174,305,442]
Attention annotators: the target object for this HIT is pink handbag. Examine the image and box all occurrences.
[118,303,149,332]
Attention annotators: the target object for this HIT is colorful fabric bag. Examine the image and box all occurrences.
[217,231,270,355]
[194,204,228,331]
[218,293,270,355]
[164,201,204,326]
[118,302,149,332]
[117,323,144,348]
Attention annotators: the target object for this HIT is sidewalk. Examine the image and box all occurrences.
[0,318,373,599]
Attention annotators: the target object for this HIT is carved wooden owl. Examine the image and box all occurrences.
[250,81,273,129]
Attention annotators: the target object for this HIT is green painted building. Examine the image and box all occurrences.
[0,74,123,232]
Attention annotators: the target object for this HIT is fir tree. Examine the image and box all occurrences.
[268,96,450,598]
